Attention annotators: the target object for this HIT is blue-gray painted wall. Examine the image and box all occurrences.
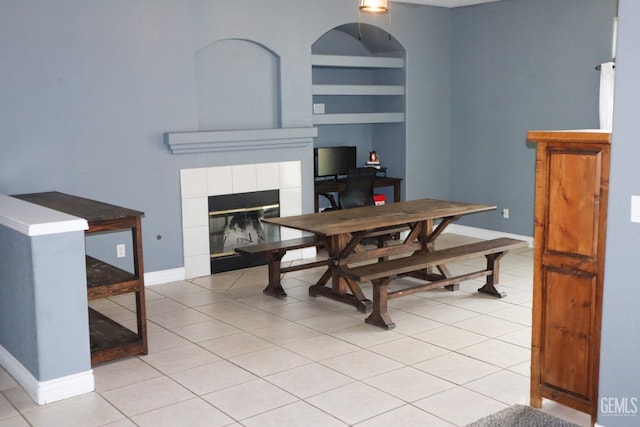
[4,2,639,418]
[598,0,640,425]
[0,227,37,374]
[450,0,617,235]
[0,226,91,381]
[0,0,451,273]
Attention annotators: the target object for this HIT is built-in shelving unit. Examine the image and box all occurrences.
[311,54,405,126]
[311,23,407,202]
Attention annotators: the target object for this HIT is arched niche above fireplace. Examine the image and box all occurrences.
[196,38,281,131]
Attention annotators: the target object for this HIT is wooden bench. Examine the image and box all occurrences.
[235,236,326,297]
[333,237,529,329]
[236,225,409,299]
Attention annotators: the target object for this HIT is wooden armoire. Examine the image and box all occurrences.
[527,130,611,425]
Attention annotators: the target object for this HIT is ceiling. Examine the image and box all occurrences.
[394,0,502,8]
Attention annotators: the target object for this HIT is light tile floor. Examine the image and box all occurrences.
[0,234,592,426]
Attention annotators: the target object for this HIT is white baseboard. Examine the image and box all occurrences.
[144,267,185,286]
[0,345,94,405]
[445,224,534,248]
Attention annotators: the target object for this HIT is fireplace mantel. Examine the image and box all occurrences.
[165,127,317,154]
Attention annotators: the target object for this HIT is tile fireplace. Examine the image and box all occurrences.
[180,161,304,279]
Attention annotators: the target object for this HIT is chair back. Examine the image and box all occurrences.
[340,167,377,209]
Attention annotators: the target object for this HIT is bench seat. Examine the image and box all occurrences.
[235,236,325,297]
[236,225,409,299]
[334,237,529,329]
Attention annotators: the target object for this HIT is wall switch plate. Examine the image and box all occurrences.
[116,244,126,258]
[502,208,509,219]
[313,103,325,114]
[631,196,640,223]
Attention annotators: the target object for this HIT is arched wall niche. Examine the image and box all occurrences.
[312,23,405,57]
[311,23,407,202]
[196,38,281,131]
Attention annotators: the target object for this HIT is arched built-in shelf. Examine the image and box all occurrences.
[311,23,407,200]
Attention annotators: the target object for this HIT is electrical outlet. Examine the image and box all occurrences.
[502,208,510,219]
[632,196,640,223]
[313,103,325,114]
[116,244,126,258]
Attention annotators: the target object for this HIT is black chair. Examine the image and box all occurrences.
[321,167,396,248]
[321,167,377,210]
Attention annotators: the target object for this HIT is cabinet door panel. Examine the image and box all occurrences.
[529,131,610,424]
[546,150,602,257]
[541,268,595,398]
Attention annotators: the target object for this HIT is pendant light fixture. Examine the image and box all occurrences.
[359,0,389,13]
[358,0,392,40]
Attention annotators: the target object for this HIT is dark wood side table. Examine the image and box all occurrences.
[14,191,148,366]
[314,176,402,212]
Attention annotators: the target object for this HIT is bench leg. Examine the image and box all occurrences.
[263,251,287,298]
[439,263,460,292]
[477,252,507,298]
[365,278,396,329]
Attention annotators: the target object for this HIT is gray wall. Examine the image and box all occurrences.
[0,226,91,381]
[450,0,617,235]
[598,0,640,424]
[0,228,37,374]
[0,0,451,273]
[2,0,639,420]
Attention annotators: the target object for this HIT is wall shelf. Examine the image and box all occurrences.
[313,84,404,96]
[312,54,404,69]
[312,112,405,125]
[165,127,317,154]
[311,54,406,126]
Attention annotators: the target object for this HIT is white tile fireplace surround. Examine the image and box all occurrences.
[180,161,306,279]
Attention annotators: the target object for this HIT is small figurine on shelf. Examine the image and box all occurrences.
[366,150,381,169]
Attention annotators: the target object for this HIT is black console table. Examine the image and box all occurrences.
[314,176,402,212]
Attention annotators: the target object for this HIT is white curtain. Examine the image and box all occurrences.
[599,62,616,130]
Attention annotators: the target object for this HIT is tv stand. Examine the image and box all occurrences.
[313,176,402,212]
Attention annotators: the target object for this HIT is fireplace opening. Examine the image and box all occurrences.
[209,190,280,273]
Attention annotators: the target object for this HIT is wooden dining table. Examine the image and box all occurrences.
[263,198,496,313]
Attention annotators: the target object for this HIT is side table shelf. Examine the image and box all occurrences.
[13,191,148,366]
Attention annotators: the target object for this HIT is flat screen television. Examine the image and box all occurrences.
[314,146,357,178]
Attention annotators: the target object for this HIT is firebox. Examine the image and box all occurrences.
[208,190,280,273]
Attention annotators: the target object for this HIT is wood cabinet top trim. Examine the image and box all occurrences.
[527,130,611,144]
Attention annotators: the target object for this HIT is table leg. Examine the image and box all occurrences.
[308,233,372,312]
[424,216,460,291]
